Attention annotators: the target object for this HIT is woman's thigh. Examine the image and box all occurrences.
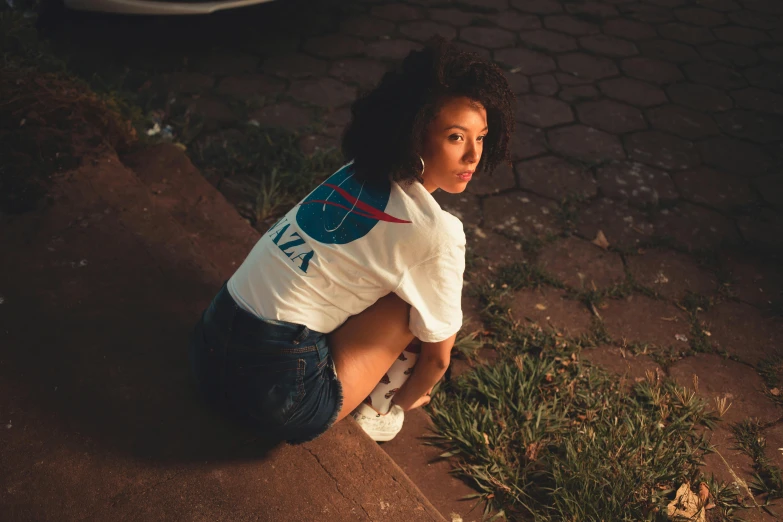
[328,293,414,422]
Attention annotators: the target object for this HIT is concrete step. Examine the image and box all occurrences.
[0,144,445,521]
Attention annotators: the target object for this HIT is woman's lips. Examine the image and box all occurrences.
[458,171,474,181]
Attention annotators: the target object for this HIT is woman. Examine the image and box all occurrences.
[189,36,515,444]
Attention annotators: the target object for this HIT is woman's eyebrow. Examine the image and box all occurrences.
[444,125,489,132]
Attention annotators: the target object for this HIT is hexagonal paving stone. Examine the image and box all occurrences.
[302,34,366,59]
[577,99,647,134]
[674,6,728,25]
[457,0,508,10]
[728,9,781,30]
[516,156,598,200]
[753,174,783,207]
[626,249,718,299]
[599,77,667,107]
[715,110,783,143]
[548,125,626,163]
[576,198,655,249]
[713,26,771,46]
[672,166,756,209]
[482,192,562,236]
[543,14,600,35]
[559,85,600,102]
[620,57,683,85]
[466,163,516,196]
[371,3,423,21]
[696,0,740,11]
[602,18,657,41]
[262,52,329,78]
[652,202,742,250]
[698,42,759,67]
[287,77,357,109]
[399,21,457,42]
[510,0,563,14]
[666,83,733,112]
[596,160,679,206]
[698,136,775,176]
[737,208,783,254]
[703,301,783,365]
[668,354,781,425]
[579,34,639,57]
[192,51,258,76]
[505,71,531,94]
[744,63,783,91]
[511,288,594,336]
[487,11,541,30]
[517,95,574,127]
[639,39,701,63]
[510,124,547,160]
[494,47,556,75]
[519,29,578,53]
[658,22,716,45]
[581,346,662,384]
[216,74,285,101]
[428,8,476,27]
[459,26,516,49]
[760,46,783,62]
[731,87,783,115]
[557,53,619,81]
[465,226,528,276]
[365,40,422,60]
[162,72,214,94]
[683,61,748,90]
[531,75,559,96]
[600,295,691,348]
[721,250,783,307]
[625,131,700,170]
[621,3,675,23]
[564,1,618,18]
[340,15,395,38]
[329,58,388,89]
[539,236,626,289]
[646,105,720,139]
[249,102,313,130]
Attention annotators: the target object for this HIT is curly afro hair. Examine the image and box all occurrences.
[341,36,516,187]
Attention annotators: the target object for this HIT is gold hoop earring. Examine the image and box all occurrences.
[419,156,425,176]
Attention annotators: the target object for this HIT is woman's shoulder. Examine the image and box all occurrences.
[395,182,465,249]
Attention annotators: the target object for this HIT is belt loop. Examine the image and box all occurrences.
[292,325,309,345]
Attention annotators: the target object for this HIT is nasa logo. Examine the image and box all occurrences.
[295,163,411,245]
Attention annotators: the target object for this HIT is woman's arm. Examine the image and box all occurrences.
[391,333,456,411]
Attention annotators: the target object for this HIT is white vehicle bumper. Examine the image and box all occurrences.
[64,0,275,15]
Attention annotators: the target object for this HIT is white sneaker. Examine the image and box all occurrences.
[350,403,405,442]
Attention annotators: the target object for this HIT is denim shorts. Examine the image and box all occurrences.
[188,283,343,444]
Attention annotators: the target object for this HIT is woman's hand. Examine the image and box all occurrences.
[407,394,431,410]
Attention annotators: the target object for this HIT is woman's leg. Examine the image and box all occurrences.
[365,340,420,414]
[328,293,414,423]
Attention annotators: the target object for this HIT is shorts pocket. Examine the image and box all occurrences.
[230,358,306,428]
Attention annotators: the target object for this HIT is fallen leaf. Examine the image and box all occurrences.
[592,229,610,249]
[483,433,489,445]
[771,388,780,396]
[667,482,706,521]
[675,334,688,342]
[535,303,547,310]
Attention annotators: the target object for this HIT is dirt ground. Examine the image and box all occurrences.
[5,0,783,519]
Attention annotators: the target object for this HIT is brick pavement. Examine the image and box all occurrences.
[49,0,783,517]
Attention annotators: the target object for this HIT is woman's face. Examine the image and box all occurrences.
[420,96,488,194]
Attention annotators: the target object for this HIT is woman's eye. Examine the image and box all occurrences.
[449,134,463,141]
[477,135,487,142]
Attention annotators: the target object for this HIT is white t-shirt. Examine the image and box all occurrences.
[227,162,465,343]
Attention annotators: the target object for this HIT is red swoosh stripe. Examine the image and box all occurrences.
[312,183,412,224]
